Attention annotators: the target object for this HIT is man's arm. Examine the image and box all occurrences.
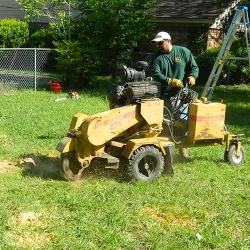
[185,51,199,87]
[151,55,183,88]
[187,52,199,79]
[151,56,168,84]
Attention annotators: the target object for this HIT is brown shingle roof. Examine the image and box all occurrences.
[151,0,240,21]
[0,0,80,23]
[0,0,241,24]
[0,0,25,20]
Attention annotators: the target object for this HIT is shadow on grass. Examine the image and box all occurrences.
[19,152,230,182]
[80,159,131,183]
[174,151,227,165]
[19,154,62,180]
[19,154,131,182]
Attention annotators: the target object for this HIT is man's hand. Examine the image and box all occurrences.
[167,78,183,88]
[188,76,196,87]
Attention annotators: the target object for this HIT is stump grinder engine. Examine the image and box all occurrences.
[57,61,245,182]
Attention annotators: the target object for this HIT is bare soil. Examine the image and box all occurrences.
[0,160,16,173]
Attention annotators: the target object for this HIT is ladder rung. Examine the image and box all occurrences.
[238,22,250,25]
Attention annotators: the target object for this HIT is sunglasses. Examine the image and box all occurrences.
[156,40,165,46]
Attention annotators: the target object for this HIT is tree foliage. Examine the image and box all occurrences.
[28,28,55,48]
[16,0,156,88]
[0,19,29,48]
[57,0,155,88]
[54,40,103,89]
[16,0,78,40]
[76,0,155,61]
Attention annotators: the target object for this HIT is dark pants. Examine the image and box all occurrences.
[161,94,189,141]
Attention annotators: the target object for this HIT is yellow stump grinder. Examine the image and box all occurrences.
[57,61,245,181]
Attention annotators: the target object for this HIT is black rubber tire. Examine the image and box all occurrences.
[224,144,246,166]
[128,146,164,182]
[61,152,83,181]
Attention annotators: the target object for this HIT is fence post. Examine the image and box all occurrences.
[34,48,37,91]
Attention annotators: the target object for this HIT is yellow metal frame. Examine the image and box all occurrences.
[121,137,174,159]
[57,95,245,174]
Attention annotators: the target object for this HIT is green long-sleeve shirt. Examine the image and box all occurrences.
[151,45,199,96]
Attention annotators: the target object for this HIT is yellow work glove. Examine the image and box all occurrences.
[167,78,183,88]
[188,76,196,87]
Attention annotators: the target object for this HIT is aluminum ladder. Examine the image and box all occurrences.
[201,6,250,100]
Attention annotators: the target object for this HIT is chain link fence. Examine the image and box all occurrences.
[0,49,153,92]
[0,48,58,92]
[1,49,231,91]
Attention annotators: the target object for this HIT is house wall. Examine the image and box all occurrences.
[207,28,223,48]
[139,23,210,55]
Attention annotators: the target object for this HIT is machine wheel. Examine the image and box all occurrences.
[61,152,83,181]
[224,144,246,166]
[128,146,164,182]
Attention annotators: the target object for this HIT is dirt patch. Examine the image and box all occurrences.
[16,155,62,180]
[0,155,61,180]
[0,160,16,173]
[9,211,43,226]
[140,207,198,228]
[5,211,55,248]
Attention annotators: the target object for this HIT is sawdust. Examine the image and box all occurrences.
[140,207,198,228]
[0,160,16,173]
[5,211,55,248]
[9,211,43,226]
[7,232,54,248]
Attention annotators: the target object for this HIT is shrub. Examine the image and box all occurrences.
[55,40,103,89]
[196,48,222,85]
[228,36,250,84]
[0,19,29,48]
[28,28,55,48]
[196,36,250,86]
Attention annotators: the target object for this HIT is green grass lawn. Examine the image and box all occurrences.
[0,85,249,249]
[0,88,109,160]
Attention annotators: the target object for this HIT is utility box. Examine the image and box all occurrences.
[187,102,226,143]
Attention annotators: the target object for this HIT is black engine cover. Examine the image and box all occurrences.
[108,81,161,109]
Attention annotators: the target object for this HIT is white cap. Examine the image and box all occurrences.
[151,31,171,43]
